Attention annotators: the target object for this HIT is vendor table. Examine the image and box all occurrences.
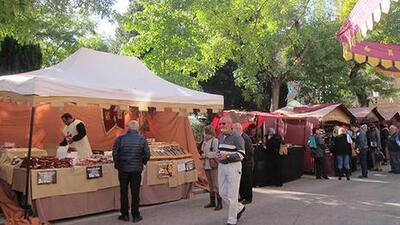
[11,158,197,221]
[0,148,47,185]
[254,145,305,187]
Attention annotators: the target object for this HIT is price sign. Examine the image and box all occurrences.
[86,166,103,179]
[37,170,57,185]
[185,160,195,171]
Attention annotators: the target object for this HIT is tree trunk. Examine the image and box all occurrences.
[356,92,370,107]
[271,78,281,111]
[348,63,369,107]
[279,82,288,109]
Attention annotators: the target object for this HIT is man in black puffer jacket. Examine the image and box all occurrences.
[113,120,151,223]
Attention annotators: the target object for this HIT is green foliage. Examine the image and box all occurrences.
[336,0,357,22]
[37,13,98,66]
[2,0,398,109]
[366,3,400,45]
[188,115,206,144]
[0,0,114,42]
[121,0,327,108]
[297,21,353,104]
[1,0,113,66]
[332,0,400,106]
[121,0,209,88]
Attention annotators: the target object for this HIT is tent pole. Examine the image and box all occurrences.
[24,106,35,219]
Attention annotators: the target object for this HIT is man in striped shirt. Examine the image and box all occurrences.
[217,116,246,225]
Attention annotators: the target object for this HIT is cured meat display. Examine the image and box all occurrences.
[20,156,72,169]
[75,154,113,166]
[149,143,186,157]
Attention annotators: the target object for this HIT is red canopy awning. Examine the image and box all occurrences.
[337,0,400,76]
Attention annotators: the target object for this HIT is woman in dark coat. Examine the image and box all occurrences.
[332,128,352,180]
[265,128,285,187]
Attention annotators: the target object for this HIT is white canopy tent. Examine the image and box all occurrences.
[0,48,223,112]
[0,48,224,217]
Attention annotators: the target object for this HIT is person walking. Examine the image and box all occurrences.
[265,128,285,187]
[387,125,400,174]
[217,116,246,225]
[201,125,222,210]
[233,123,254,205]
[368,124,382,171]
[381,124,390,164]
[112,120,151,223]
[356,124,369,178]
[246,124,258,145]
[332,128,352,180]
[308,128,329,179]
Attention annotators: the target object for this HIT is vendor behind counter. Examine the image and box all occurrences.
[253,140,304,187]
[59,113,92,159]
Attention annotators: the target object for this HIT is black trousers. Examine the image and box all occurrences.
[239,166,253,201]
[119,171,142,217]
[314,157,327,178]
[367,149,374,169]
[359,150,368,177]
[271,156,283,186]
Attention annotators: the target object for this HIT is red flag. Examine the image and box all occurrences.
[102,105,125,133]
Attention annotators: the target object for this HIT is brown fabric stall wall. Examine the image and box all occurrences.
[0,102,206,186]
[281,120,306,145]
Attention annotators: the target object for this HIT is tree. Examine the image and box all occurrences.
[0,36,42,75]
[1,0,114,67]
[331,0,400,106]
[1,0,114,42]
[110,1,142,54]
[119,0,399,110]
[121,0,340,110]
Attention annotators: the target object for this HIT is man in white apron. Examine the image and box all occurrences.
[59,113,92,159]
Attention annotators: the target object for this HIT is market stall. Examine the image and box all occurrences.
[349,107,385,124]
[0,48,223,221]
[211,111,306,187]
[7,145,197,221]
[0,148,47,185]
[276,103,356,175]
[380,111,400,126]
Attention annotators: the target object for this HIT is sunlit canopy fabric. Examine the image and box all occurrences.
[380,111,400,121]
[0,48,224,111]
[276,103,356,125]
[348,107,385,123]
[337,0,400,76]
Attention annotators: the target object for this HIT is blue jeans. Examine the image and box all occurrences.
[336,154,350,171]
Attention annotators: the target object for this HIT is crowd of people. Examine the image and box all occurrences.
[199,116,288,225]
[308,123,400,181]
[109,115,400,225]
[199,116,249,225]
[69,113,280,225]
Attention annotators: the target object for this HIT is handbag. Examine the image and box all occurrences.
[279,144,288,156]
[351,143,358,157]
[374,150,385,162]
[208,139,219,169]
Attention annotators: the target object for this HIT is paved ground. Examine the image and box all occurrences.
[54,166,400,225]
